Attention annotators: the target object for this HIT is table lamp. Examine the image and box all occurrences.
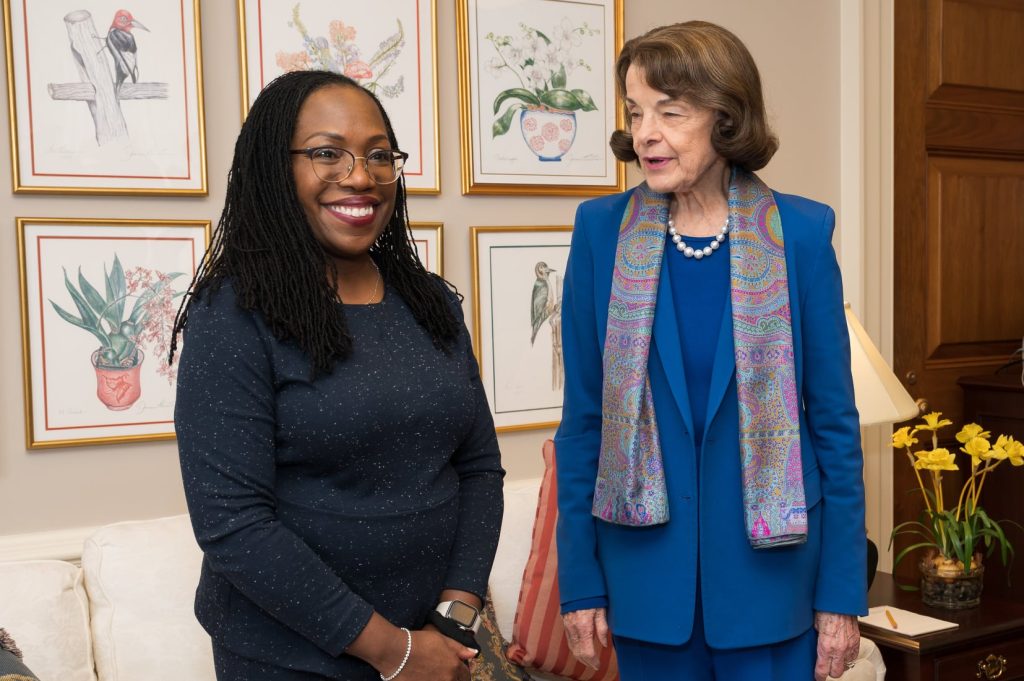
[845,302,920,427]
[846,303,919,586]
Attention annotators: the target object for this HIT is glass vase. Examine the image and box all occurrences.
[918,553,984,609]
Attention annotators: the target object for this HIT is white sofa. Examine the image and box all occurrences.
[0,478,883,680]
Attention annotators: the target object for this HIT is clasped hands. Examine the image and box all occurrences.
[396,626,477,681]
[562,608,859,680]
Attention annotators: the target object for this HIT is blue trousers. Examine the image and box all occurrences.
[613,592,818,681]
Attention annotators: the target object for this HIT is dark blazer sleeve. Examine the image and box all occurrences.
[798,207,869,616]
[175,287,374,657]
[554,201,610,608]
[442,292,505,599]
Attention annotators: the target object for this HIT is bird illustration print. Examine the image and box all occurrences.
[530,262,564,390]
[106,9,149,90]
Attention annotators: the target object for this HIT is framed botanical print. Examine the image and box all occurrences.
[3,0,207,194]
[410,222,443,276]
[17,218,211,448]
[471,226,571,431]
[237,0,440,194]
[456,0,624,195]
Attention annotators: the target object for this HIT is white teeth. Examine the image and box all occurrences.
[332,204,374,218]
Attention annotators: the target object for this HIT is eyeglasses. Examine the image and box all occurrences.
[289,146,409,185]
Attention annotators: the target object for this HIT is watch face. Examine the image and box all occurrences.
[447,600,479,628]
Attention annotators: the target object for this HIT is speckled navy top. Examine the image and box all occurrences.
[174,280,504,677]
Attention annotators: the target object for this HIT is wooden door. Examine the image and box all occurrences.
[893,0,1024,584]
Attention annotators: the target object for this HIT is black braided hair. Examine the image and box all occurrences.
[170,70,460,375]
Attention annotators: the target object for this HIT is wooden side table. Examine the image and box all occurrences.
[862,572,1024,680]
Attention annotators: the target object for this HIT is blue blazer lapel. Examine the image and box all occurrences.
[704,297,736,436]
[652,267,695,439]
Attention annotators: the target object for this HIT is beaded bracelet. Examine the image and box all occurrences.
[380,627,412,681]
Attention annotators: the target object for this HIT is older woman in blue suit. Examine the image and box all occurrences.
[555,21,867,681]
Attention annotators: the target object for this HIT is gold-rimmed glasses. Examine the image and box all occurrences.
[289,146,409,185]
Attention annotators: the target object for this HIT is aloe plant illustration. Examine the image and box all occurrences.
[49,254,185,371]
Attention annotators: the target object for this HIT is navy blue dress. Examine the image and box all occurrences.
[175,280,504,678]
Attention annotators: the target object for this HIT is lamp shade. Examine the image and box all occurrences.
[845,303,920,426]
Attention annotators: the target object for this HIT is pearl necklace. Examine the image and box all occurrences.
[667,211,730,260]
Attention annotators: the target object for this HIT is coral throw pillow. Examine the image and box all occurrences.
[506,440,619,681]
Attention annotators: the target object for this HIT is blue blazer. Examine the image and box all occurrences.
[554,186,868,649]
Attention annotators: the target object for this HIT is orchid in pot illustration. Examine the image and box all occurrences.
[49,254,185,411]
[486,18,600,161]
[276,4,406,99]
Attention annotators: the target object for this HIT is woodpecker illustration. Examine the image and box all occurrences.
[106,9,149,90]
[530,262,558,345]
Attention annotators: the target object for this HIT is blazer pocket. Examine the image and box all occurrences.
[802,465,822,509]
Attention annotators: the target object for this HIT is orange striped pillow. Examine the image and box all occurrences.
[506,440,619,681]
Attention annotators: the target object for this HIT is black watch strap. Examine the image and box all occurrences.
[427,610,481,657]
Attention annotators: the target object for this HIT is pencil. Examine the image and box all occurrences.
[885,608,898,629]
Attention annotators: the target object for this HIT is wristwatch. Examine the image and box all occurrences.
[434,599,482,634]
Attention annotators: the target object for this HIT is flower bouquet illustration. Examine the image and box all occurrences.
[276,4,406,99]
[485,18,599,161]
[49,255,185,411]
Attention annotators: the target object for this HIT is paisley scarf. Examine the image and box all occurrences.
[592,168,808,548]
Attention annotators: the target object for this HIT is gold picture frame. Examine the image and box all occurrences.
[456,0,624,196]
[471,225,572,432]
[18,217,211,448]
[237,0,441,194]
[3,1,208,194]
[410,222,444,276]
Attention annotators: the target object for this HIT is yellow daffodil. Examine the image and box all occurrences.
[990,435,1011,460]
[956,423,990,443]
[917,411,953,432]
[1008,438,1024,466]
[892,413,1017,576]
[892,426,918,449]
[961,436,991,467]
[991,435,1024,466]
[914,448,958,471]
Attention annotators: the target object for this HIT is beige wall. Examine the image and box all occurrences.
[0,1,844,536]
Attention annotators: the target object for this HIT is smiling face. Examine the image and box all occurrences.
[625,64,727,197]
[291,84,397,267]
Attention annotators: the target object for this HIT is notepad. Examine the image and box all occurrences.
[858,605,958,636]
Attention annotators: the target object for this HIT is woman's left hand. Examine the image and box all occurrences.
[813,611,860,680]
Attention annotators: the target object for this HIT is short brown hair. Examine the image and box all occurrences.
[610,21,778,171]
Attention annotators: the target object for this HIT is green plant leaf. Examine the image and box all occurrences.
[892,540,941,570]
[49,301,108,347]
[889,520,934,549]
[77,269,107,323]
[534,29,551,45]
[107,332,135,365]
[976,507,1014,566]
[107,255,127,330]
[493,104,523,137]
[539,88,585,111]
[962,518,975,561]
[493,88,540,114]
[570,89,598,111]
[61,268,101,333]
[551,64,567,89]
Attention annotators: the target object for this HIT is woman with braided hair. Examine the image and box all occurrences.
[172,70,503,681]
